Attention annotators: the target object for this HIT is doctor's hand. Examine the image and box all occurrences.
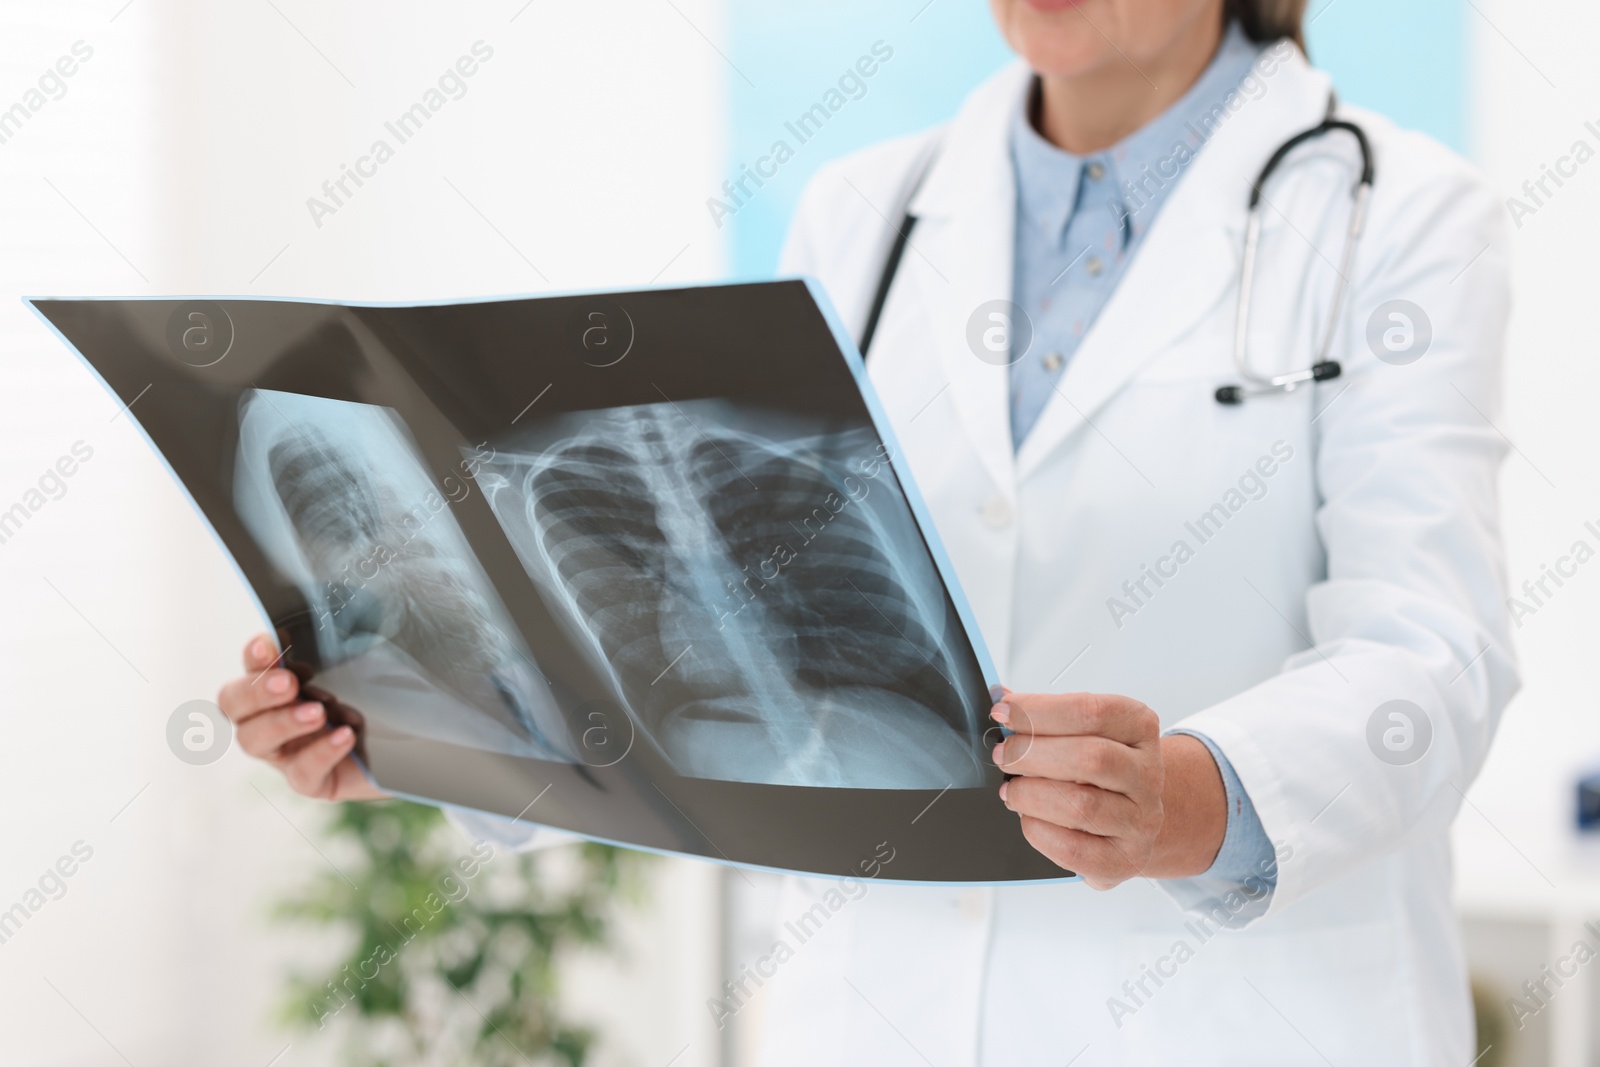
[217,634,389,802]
[992,692,1227,890]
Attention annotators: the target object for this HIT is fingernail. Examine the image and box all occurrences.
[267,671,292,694]
[992,742,1005,765]
[990,702,1010,724]
[998,780,1009,803]
[252,637,269,659]
[294,703,322,723]
[331,726,353,745]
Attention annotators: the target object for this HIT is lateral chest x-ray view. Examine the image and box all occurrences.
[33,283,1063,882]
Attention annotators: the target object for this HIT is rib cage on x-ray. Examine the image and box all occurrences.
[478,402,986,789]
[233,390,576,763]
[266,435,502,689]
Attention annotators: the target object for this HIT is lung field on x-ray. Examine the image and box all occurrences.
[234,390,575,763]
[481,401,984,789]
[267,434,510,697]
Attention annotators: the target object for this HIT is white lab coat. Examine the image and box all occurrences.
[752,47,1518,1066]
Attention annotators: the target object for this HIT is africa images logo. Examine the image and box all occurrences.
[1365,700,1432,766]
[0,440,95,549]
[167,699,233,766]
[705,41,894,229]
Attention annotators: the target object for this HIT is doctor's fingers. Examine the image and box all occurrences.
[1016,816,1147,889]
[217,668,301,724]
[241,632,282,673]
[235,702,327,761]
[993,734,1156,799]
[279,725,360,799]
[995,691,1159,747]
[1002,778,1144,839]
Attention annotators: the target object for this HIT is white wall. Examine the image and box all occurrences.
[0,1,728,1064]
[1456,3,1600,1063]
[1456,0,1600,894]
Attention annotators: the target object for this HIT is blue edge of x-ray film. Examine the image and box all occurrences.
[26,284,1073,888]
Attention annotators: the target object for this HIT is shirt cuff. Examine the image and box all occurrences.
[1159,728,1279,928]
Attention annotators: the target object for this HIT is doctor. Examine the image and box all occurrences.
[217,0,1517,1061]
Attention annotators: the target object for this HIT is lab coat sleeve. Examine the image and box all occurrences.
[442,805,581,854]
[1170,147,1520,921]
[779,158,876,336]
[778,129,939,337]
[777,170,824,277]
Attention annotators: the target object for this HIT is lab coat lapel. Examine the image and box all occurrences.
[1013,53,1334,483]
[899,62,1034,499]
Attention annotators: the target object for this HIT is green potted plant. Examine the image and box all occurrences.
[277,799,643,1066]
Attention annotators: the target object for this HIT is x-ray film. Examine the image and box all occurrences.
[32,282,1065,882]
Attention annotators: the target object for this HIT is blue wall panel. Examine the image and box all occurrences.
[1305,0,1468,154]
[722,0,1467,279]
[721,1,1012,279]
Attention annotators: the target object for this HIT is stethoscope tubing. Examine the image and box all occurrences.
[1220,108,1375,403]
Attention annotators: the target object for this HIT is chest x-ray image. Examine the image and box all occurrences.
[473,400,985,789]
[31,285,1050,883]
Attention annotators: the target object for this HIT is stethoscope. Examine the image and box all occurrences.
[857,93,1376,409]
[1216,96,1374,403]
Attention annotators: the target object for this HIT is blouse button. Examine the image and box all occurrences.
[1042,351,1064,373]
